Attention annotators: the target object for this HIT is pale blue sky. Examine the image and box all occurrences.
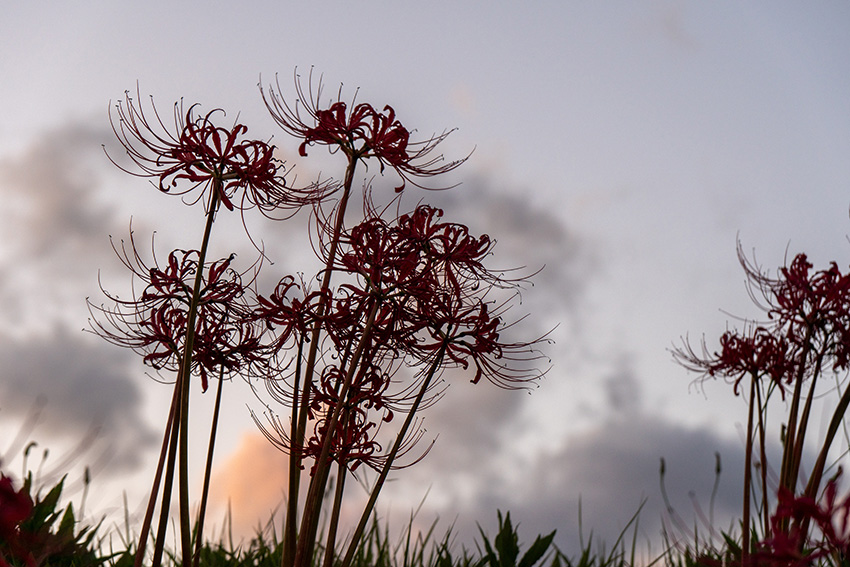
[2,1,850,555]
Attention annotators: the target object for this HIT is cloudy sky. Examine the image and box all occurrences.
[2,1,850,559]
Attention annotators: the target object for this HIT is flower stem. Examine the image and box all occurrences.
[284,157,358,567]
[340,341,448,567]
[134,380,180,567]
[282,337,305,567]
[177,187,221,566]
[152,388,182,567]
[193,368,225,567]
[294,298,380,567]
[322,460,348,567]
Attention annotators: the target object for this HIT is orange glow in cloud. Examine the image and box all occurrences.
[207,431,393,545]
[209,432,290,539]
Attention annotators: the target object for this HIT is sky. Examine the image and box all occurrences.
[2,0,850,559]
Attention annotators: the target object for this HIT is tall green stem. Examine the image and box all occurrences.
[177,188,221,566]
[321,459,348,567]
[340,342,448,567]
[282,337,306,567]
[283,157,358,567]
[293,298,380,567]
[741,375,756,567]
[134,375,180,567]
[754,380,769,533]
[193,368,225,567]
[778,328,814,494]
[152,389,182,567]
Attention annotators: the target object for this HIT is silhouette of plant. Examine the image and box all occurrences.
[90,70,549,567]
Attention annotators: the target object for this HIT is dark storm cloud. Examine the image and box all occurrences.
[426,175,594,323]
[0,121,129,329]
[0,123,161,475]
[399,350,809,559]
[407,413,753,559]
[519,416,747,553]
[603,354,643,416]
[0,326,156,474]
[0,121,115,253]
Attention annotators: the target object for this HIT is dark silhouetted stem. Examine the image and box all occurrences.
[134,381,180,567]
[294,297,380,567]
[340,341,448,567]
[754,380,769,533]
[285,156,358,567]
[741,374,756,567]
[177,188,221,566]
[788,349,825,494]
[778,329,814,495]
[152,387,183,567]
[805,372,850,503]
[322,460,348,567]
[282,337,305,567]
[193,368,225,567]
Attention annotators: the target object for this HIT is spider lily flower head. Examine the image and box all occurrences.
[674,326,796,398]
[326,204,548,388]
[256,361,425,475]
[0,474,32,543]
[261,69,467,191]
[0,473,34,567]
[738,247,850,368]
[751,473,850,566]
[676,245,850,400]
[304,363,393,472]
[87,233,264,391]
[107,87,317,214]
[251,275,320,351]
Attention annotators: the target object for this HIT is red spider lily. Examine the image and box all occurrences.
[108,88,330,214]
[261,69,467,191]
[330,205,547,388]
[675,247,850,393]
[0,474,34,567]
[257,359,419,476]
[755,489,825,566]
[772,256,850,329]
[675,326,796,398]
[252,203,546,480]
[750,475,850,566]
[676,244,850,567]
[88,236,264,391]
[813,476,850,556]
[0,475,32,544]
[304,364,393,472]
[252,276,323,351]
[739,249,850,370]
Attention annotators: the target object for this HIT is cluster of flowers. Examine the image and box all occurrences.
[91,245,263,392]
[676,245,850,566]
[89,71,546,567]
[753,474,850,567]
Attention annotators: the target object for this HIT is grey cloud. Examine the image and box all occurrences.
[420,372,529,468]
[603,354,643,417]
[405,413,751,559]
[0,327,156,474]
[426,176,594,320]
[0,121,115,255]
[382,351,788,559]
[0,121,127,329]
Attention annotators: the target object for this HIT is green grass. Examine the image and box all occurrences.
[2,469,659,567]
[13,466,850,567]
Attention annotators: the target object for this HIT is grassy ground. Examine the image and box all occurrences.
[2,471,651,567]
